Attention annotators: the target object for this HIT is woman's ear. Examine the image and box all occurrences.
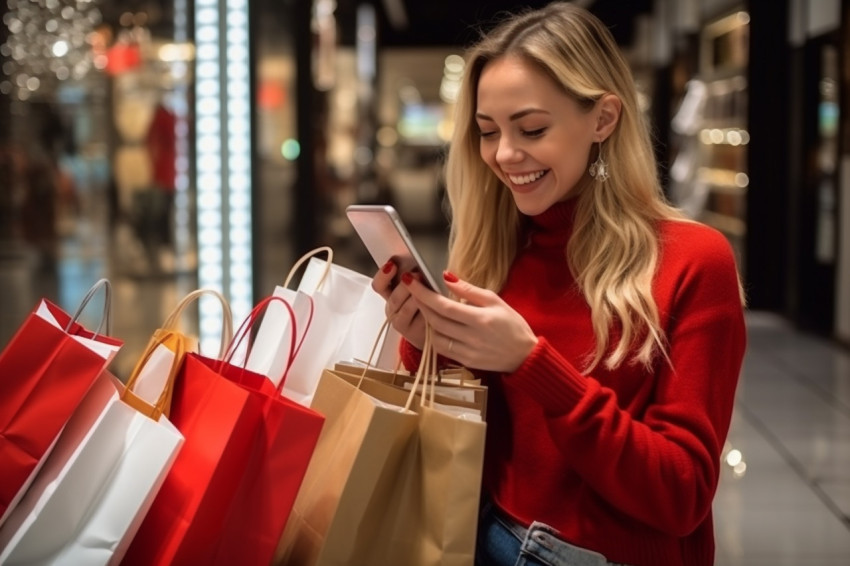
[594,93,622,142]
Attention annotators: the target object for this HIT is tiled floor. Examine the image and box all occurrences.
[1,225,849,565]
[713,312,850,565]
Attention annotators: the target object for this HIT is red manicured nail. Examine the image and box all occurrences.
[382,260,394,273]
[401,272,414,285]
[443,271,459,283]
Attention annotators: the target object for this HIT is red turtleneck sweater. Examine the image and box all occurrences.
[401,199,746,566]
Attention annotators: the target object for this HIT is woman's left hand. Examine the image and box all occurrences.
[402,271,538,372]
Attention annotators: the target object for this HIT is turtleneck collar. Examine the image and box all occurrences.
[524,197,578,247]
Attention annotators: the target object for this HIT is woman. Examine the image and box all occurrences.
[372,3,746,565]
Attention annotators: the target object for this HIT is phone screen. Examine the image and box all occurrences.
[346,204,447,295]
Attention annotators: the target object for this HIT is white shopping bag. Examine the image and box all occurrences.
[245,287,315,390]
[0,365,184,565]
[0,279,122,529]
[246,247,396,406]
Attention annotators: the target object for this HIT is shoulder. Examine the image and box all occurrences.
[655,218,743,306]
[657,218,738,272]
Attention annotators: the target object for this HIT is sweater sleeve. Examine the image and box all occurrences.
[508,229,746,536]
[399,336,459,373]
[399,337,424,371]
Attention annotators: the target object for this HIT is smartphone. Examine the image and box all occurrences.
[346,204,448,295]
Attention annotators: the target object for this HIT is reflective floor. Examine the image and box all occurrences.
[1,224,849,565]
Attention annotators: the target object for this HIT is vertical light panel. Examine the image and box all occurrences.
[194,0,253,352]
[225,0,253,324]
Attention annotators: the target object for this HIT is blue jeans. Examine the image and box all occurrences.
[476,500,629,566]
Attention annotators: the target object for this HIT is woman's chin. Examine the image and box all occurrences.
[511,195,552,217]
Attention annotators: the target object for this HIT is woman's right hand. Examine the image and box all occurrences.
[372,261,427,350]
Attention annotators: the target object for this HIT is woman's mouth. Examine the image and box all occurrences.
[506,169,548,191]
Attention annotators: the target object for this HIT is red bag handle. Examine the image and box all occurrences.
[219,295,314,393]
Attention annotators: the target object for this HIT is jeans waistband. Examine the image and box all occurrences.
[483,501,626,566]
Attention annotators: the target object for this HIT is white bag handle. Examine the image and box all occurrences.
[66,278,112,336]
[283,246,334,293]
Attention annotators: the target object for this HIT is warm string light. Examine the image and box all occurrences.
[1,0,103,100]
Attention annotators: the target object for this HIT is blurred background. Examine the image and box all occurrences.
[0,0,848,563]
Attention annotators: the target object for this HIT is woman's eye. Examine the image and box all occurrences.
[522,127,546,138]
[478,130,497,139]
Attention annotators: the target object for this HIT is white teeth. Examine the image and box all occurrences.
[508,170,546,185]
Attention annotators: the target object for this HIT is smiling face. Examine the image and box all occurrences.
[475,56,600,216]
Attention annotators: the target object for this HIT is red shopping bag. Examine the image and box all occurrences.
[0,279,122,526]
[123,296,324,566]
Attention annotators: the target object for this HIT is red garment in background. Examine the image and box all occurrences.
[146,104,177,192]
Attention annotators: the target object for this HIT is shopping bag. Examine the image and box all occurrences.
[249,246,395,405]
[0,288,231,564]
[0,366,183,565]
[0,278,122,527]
[123,296,324,566]
[125,288,234,418]
[274,368,420,566]
[405,330,486,566]
[244,287,315,389]
[211,296,325,565]
[333,361,488,420]
[276,324,486,566]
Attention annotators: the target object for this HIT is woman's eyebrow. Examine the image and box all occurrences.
[475,108,550,121]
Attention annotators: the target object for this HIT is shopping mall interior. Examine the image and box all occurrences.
[1,0,849,563]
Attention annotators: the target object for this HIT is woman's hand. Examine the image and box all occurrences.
[402,271,538,372]
[371,261,427,350]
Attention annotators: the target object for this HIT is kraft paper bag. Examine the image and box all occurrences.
[274,369,419,566]
[276,326,486,566]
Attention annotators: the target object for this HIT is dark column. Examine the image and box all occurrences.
[785,35,805,320]
[652,62,673,195]
[746,0,790,311]
[293,0,319,255]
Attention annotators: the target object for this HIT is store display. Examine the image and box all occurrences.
[695,10,751,264]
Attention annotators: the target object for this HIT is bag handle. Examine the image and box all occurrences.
[122,328,188,420]
[66,278,112,336]
[351,316,393,388]
[162,288,234,359]
[220,295,314,393]
[351,316,431,412]
[121,288,233,420]
[406,324,439,411]
[283,246,334,293]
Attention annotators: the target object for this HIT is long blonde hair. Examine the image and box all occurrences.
[445,2,689,371]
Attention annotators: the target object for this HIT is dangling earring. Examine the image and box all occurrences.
[588,141,609,182]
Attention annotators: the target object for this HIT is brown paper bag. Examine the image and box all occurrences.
[276,322,486,566]
[333,361,488,420]
[332,370,486,566]
[274,369,419,566]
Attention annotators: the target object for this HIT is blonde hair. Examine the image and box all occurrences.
[445,2,690,371]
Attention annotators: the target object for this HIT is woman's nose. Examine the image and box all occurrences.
[495,136,523,164]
